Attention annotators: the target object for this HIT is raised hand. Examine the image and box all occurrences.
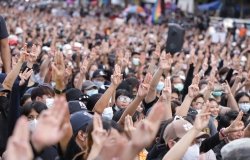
[192,74,200,85]
[224,111,244,134]
[124,115,136,138]
[159,52,172,71]
[91,113,108,148]
[111,64,123,87]
[31,96,68,152]
[5,117,33,160]
[137,73,152,98]
[80,58,89,75]
[51,51,65,90]
[161,77,171,101]
[29,44,39,64]
[19,68,33,86]
[188,84,199,98]
[130,102,165,149]
[193,102,211,131]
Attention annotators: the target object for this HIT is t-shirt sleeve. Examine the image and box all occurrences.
[0,16,9,40]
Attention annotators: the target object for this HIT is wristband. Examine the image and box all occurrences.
[54,87,66,94]
[220,128,227,138]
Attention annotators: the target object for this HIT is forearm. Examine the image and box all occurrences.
[118,96,143,125]
[160,99,172,120]
[75,73,85,90]
[145,68,163,103]
[39,58,50,80]
[3,60,23,91]
[163,128,200,160]
[202,87,212,102]
[194,61,202,75]
[176,95,193,117]
[227,93,239,111]
[0,40,11,73]
[231,80,240,96]
[93,84,116,114]
[87,144,103,160]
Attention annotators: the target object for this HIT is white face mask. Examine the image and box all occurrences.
[181,144,200,160]
[102,107,114,120]
[86,89,98,96]
[46,98,54,108]
[174,83,184,92]
[93,80,104,88]
[156,81,165,91]
[239,103,250,113]
[29,119,38,132]
[132,58,140,66]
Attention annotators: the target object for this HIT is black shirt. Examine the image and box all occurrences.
[58,137,83,160]
[0,16,8,40]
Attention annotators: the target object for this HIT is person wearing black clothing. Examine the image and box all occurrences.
[0,15,11,73]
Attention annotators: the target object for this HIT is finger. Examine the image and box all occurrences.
[51,63,60,74]
[13,116,29,141]
[236,111,243,121]
[23,68,29,74]
[128,115,134,127]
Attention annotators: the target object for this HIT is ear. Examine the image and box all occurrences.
[77,131,87,142]
[36,96,43,102]
[167,139,176,149]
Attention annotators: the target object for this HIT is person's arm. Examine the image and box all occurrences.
[160,77,172,120]
[163,102,211,160]
[145,53,172,103]
[176,75,200,116]
[75,58,89,90]
[182,64,194,99]
[37,57,50,82]
[224,81,239,112]
[118,73,152,125]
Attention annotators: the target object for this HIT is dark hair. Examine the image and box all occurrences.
[171,100,181,116]
[20,94,31,106]
[112,108,140,122]
[20,101,47,117]
[208,98,218,104]
[235,92,250,103]
[172,88,181,98]
[31,85,55,101]
[115,89,131,100]
[193,94,204,102]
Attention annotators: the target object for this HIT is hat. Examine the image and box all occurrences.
[82,80,98,90]
[163,118,209,142]
[70,111,93,135]
[15,27,23,35]
[68,100,87,114]
[86,93,102,111]
[221,138,250,160]
[8,35,18,46]
[65,88,83,102]
[92,69,106,79]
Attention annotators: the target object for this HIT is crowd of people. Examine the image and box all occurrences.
[0,1,250,160]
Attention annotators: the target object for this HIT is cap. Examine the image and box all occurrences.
[86,93,102,111]
[92,69,106,79]
[68,100,87,114]
[163,118,209,142]
[221,138,250,160]
[65,88,83,102]
[8,35,18,46]
[70,111,93,135]
[82,80,98,90]
[15,27,23,35]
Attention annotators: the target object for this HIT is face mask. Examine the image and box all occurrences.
[181,144,200,160]
[51,82,56,87]
[93,80,104,88]
[102,107,114,120]
[174,83,184,92]
[132,58,140,66]
[29,119,38,132]
[46,98,54,108]
[212,91,223,97]
[156,81,165,91]
[86,89,98,96]
[239,103,250,113]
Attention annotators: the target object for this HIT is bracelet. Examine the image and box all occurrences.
[54,87,67,94]
[220,128,227,138]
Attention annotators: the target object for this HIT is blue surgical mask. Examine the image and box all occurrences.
[156,81,165,91]
[174,83,184,92]
[132,58,140,66]
[212,91,223,97]
[239,103,250,113]
[93,80,104,88]
[86,89,98,96]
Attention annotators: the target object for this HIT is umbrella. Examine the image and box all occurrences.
[123,6,146,17]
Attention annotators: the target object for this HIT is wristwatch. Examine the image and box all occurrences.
[54,87,67,94]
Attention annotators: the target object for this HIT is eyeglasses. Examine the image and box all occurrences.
[118,96,132,103]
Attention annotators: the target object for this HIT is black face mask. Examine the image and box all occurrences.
[0,96,9,116]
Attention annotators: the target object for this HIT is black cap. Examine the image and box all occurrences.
[68,100,87,114]
[70,111,93,135]
[92,69,106,79]
[65,88,83,102]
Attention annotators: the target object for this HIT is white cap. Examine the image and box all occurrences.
[15,27,23,35]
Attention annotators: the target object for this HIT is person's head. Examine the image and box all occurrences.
[81,80,98,96]
[208,98,220,118]
[65,88,84,102]
[217,111,245,141]
[91,69,106,87]
[235,92,250,113]
[131,52,140,66]
[192,94,204,111]
[115,89,132,109]
[88,63,98,79]
[30,85,55,107]
[171,88,180,101]
[20,101,47,131]
[171,75,184,92]
[163,118,208,159]
[70,111,93,150]
[86,119,128,159]
[72,71,84,89]
[20,94,32,106]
